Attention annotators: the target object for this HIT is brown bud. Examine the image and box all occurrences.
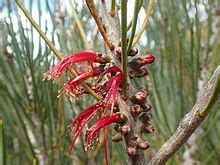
[128,54,155,69]
[121,125,130,135]
[138,141,150,150]
[112,134,122,142]
[142,125,155,133]
[140,104,152,112]
[116,112,128,123]
[140,112,152,121]
[127,147,137,156]
[130,89,149,104]
[129,67,149,78]
[130,104,142,117]
[114,124,121,132]
[114,47,121,58]
[128,47,138,56]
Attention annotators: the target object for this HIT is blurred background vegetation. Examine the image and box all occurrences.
[0,0,219,164]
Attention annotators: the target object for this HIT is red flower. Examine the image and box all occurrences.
[84,113,120,151]
[43,51,104,80]
[67,103,104,155]
[59,62,123,155]
[44,50,124,161]
[59,66,104,98]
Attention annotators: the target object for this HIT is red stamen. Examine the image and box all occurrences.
[68,103,103,155]
[44,51,104,80]
[84,114,119,151]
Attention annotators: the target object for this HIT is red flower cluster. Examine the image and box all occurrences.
[43,51,123,155]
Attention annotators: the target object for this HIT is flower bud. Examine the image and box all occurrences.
[116,112,128,123]
[128,47,138,56]
[139,112,152,121]
[140,104,152,112]
[112,134,122,142]
[114,124,121,132]
[127,147,137,156]
[130,104,143,117]
[128,54,155,69]
[114,47,121,58]
[130,89,149,104]
[138,141,150,150]
[129,67,149,78]
[121,125,130,135]
[142,125,155,133]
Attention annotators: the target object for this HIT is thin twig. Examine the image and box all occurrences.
[15,0,101,101]
[121,0,128,99]
[69,0,91,49]
[127,0,140,53]
[0,118,5,165]
[132,0,155,46]
[149,66,220,164]
[86,0,113,50]
[127,0,143,32]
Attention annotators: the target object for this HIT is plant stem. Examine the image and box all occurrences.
[199,66,220,116]
[109,0,116,17]
[15,0,101,101]
[132,0,155,46]
[127,0,140,53]
[69,0,91,49]
[127,0,143,32]
[0,118,5,165]
[121,0,128,99]
[86,0,113,50]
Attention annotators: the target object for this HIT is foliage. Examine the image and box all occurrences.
[0,0,219,164]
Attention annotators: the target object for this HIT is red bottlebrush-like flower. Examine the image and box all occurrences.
[44,50,124,161]
[63,64,123,156]
[67,103,104,155]
[84,113,120,151]
[103,73,123,113]
[43,51,105,80]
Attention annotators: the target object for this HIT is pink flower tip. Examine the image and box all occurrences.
[141,54,155,64]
